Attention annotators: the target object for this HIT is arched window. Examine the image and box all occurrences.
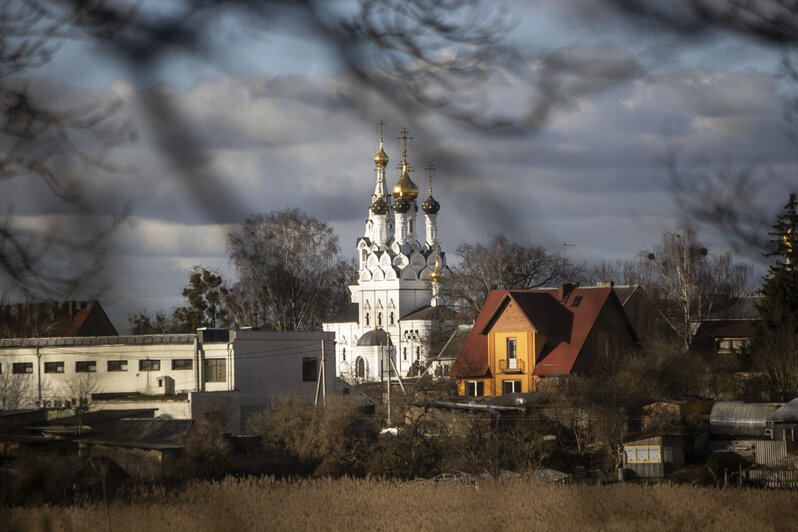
[356,357,365,378]
[378,312,383,326]
[389,312,394,325]
[342,348,346,362]
[365,312,370,326]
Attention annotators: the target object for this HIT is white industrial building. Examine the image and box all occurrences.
[0,328,335,434]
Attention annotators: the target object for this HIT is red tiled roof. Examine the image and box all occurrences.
[451,286,618,378]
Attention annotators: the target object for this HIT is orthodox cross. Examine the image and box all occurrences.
[426,162,435,194]
[397,128,413,161]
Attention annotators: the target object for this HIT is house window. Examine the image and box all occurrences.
[502,380,521,394]
[716,337,748,354]
[75,361,97,373]
[12,363,33,374]
[507,337,517,369]
[355,357,365,378]
[302,357,318,382]
[466,380,484,397]
[172,359,193,370]
[139,359,160,371]
[205,359,226,382]
[571,296,583,307]
[44,362,64,374]
[107,360,127,372]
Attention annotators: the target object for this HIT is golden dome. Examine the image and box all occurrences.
[430,263,444,284]
[374,143,389,168]
[392,161,419,201]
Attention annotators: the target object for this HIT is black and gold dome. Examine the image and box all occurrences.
[393,197,411,214]
[421,194,440,214]
[370,195,389,215]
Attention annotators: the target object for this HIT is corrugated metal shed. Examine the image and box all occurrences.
[772,397,798,421]
[754,440,798,468]
[710,402,780,437]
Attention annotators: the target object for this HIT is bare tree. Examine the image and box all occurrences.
[641,224,753,348]
[0,367,35,410]
[226,208,355,331]
[447,233,585,319]
[1,2,133,298]
[63,372,102,435]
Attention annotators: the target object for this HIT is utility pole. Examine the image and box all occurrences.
[384,335,391,425]
[562,242,575,274]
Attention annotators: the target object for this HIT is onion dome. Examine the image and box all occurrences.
[392,161,419,201]
[374,143,389,168]
[430,262,444,284]
[393,197,411,214]
[422,194,440,214]
[371,195,389,215]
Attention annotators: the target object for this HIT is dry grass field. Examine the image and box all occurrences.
[3,476,796,532]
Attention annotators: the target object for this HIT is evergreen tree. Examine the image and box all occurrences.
[173,266,229,332]
[755,193,798,335]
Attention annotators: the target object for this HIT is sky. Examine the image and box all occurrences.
[5,0,798,331]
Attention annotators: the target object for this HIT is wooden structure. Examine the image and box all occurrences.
[621,435,685,478]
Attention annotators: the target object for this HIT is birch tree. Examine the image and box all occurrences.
[642,224,752,349]
[226,208,354,331]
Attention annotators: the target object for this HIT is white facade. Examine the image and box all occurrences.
[323,126,450,381]
[0,329,335,433]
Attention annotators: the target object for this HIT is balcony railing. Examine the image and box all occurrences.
[498,358,525,373]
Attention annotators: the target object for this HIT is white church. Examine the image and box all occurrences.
[323,124,456,381]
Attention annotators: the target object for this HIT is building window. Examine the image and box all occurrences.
[716,337,748,354]
[378,312,383,326]
[507,337,517,369]
[365,312,370,326]
[390,312,394,325]
[12,363,33,374]
[466,381,484,397]
[75,361,97,373]
[205,359,226,382]
[172,359,193,370]
[502,380,521,394]
[302,357,318,382]
[355,357,366,378]
[624,445,663,464]
[403,347,407,360]
[342,348,346,362]
[107,360,127,372]
[44,362,64,374]
[139,359,161,371]
[416,347,420,360]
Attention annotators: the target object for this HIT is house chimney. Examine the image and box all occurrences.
[558,282,578,303]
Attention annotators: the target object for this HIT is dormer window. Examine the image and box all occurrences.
[571,296,583,307]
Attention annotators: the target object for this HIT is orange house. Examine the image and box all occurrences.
[451,284,638,397]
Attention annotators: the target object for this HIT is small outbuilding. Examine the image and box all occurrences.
[620,435,685,479]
